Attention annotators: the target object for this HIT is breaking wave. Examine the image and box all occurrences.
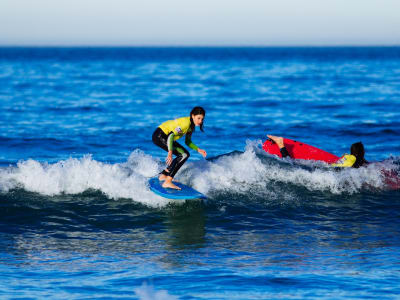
[0,141,398,208]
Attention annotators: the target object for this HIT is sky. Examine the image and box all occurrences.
[1,0,400,46]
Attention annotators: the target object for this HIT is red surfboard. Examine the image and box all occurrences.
[263,138,400,189]
[262,138,340,164]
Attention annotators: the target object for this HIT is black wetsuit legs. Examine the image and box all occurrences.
[152,128,190,178]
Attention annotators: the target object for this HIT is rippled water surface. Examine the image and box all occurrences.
[0,47,400,299]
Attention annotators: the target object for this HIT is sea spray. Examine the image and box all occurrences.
[181,141,397,198]
[0,151,170,207]
[0,144,398,208]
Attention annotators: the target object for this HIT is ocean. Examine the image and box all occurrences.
[0,47,399,299]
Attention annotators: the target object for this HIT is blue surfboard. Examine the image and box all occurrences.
[148,178,206,200]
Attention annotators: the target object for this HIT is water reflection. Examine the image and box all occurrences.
[0,188,399,276]
[163,202,206,250]
[0,190,207,270]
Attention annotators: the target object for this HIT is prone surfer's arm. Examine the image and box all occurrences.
[267,135,291,158]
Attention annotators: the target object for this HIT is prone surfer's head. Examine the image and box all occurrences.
[351,142,366,168]
[190,106,205,132]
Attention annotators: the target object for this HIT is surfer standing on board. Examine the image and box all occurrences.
[152,107,207,190]
[267,135,368,168]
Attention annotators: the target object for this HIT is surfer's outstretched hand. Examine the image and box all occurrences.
[198,148,207,158]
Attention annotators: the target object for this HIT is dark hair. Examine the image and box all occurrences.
[190,106,206,132]
[351,142,367,168]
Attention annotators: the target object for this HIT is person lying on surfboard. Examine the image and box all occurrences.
[267,135,368,168]
[152,107,207,190]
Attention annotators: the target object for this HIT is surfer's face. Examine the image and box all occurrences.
[192,114,204,126]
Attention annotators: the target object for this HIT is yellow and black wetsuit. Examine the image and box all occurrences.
[152,117,199,178]
[331,154,356,168]
[280,147,357,168]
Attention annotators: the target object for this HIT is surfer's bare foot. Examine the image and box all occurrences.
[267,135,285,149]
[162,181,181,190]
[160,171,178,182]
[162,177,181,190]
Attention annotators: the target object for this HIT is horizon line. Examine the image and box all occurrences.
[1,44,400,48]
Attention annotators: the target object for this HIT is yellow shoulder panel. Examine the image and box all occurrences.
[159,117,191,140]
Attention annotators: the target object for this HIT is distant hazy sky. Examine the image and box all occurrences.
[1,0,399,46]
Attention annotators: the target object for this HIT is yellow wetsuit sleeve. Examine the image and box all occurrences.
[331,154,356,168]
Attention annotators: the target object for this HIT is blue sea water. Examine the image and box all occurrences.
[0,47,400,299]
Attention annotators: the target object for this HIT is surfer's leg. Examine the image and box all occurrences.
[158,173,168,181]
[162,144,189,190]
[152,129,189,187]
[166,143,190,178]
[152,128,172,180]
[267,135,291,158]
[152,128,169,150]
[163,144,188,190]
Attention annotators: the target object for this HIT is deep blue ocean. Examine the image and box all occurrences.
[0,47,399,299]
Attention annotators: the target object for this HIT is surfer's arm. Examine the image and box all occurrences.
[185,133,207,157]
[267,135,291,158]
[165,132,174,165]
[167,132,175,151]
[185,133,199,151]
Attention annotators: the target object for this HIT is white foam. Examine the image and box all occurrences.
[177,140,398,197]
[134,283,178,300]
[0,150,171,208]
[0,144,397,207]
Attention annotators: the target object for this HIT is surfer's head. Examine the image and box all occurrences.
[190,106,205,132]
[350,142,366,168]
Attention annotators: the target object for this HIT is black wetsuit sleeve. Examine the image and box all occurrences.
[280,147,290,158]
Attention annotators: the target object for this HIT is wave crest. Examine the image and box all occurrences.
[183,141,399,198]
[0,143,398,207]
[0,150,170,207]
